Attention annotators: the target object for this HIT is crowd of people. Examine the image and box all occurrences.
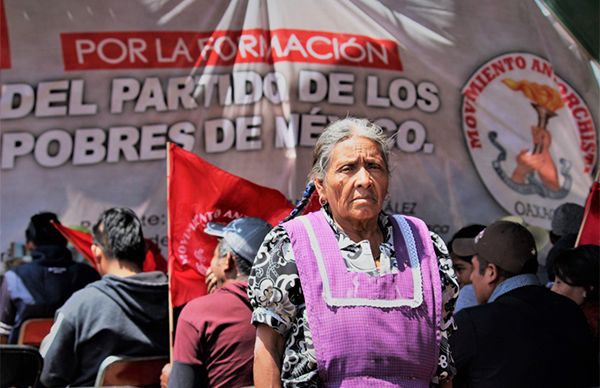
[0,117,597,387]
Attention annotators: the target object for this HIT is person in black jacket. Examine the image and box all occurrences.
[449,221,595,388]
[0,212,99,343]
[39,207,169,387]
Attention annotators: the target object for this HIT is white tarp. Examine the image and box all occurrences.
[1,0,597,256]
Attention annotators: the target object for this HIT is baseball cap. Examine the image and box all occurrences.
[452,221,537,273]
[204,217,272,263]
[551,203,584,237]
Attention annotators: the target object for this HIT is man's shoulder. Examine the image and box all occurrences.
[457,285,586,331]
[59,279,108,312]
[456,299,497,321]
[185,285,243,309]
[182,283,249,318]
[496,284,577,311]
[70,261,100,275]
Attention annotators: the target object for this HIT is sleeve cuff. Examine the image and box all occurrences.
[251,307,290,336]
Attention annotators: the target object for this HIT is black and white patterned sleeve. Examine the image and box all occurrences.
[248,225,305,337]
[430,231,460,383]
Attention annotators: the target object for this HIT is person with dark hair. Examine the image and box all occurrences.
[449,221,595,387]
[545,202,584,281]
[448,224,486,313]
[449,225,486,287]
[249,117,459,387]
[0,212,99,343]
[39,207,169,387]
[552,244,599,366]
[164,217,272,388]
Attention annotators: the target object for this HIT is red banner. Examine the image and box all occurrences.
[61,29,401,71]
[167,143,294,307]
[0,0,11,69]
[51,221,167,272]
[577,180,600,246]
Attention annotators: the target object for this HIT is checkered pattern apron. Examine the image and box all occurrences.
[283,211,442,387]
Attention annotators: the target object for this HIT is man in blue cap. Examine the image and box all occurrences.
[164,217,272,388]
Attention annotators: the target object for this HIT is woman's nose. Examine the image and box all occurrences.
[355,167,372,187]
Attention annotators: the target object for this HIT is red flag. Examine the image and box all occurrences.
[167,143,294,307]
[577,180,600,246]
[51,221,97,270]
[51,221,167,272]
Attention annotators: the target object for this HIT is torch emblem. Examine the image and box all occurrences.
[488,78,571,198]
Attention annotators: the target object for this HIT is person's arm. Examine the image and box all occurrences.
[440,379,453,388]
[0,272,16,342]
[430,231,460,384]
[169,306,207,388]
[39,313,79,387]
[254,324,285,388]
[448,310,477,387]
[248,226,301,386]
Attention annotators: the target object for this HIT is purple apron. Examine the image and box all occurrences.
[283,211,442,388]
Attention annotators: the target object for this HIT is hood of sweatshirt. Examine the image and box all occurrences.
[31,245,73,267]
[90,271,168,324]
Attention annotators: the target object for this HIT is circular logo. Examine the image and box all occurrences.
[461,52,596,228]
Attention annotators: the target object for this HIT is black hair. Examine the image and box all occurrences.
[92,207,146,267]
[25,212,67,247]
[448,224,486,263]
[545,233,577,281]
[553,245,600,300]
[218,240,252,276]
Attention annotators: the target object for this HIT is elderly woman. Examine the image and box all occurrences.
[248,118,458,387]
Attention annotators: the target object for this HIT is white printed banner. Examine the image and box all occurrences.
[1,0,597,256]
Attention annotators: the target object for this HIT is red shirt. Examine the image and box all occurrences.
[170,281,255,388]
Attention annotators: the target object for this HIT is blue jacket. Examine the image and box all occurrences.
[0,245,99,343]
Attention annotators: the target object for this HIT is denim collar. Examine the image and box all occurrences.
[488,274,540,303]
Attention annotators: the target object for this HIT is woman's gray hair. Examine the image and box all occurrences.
[281,117,391,224]
[309,117,391,181]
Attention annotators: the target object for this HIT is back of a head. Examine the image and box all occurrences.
[205,217,273,276]
[551,202,584,242]
[553,245,600,300]
[545,233,577,280]
[92,208,146,267]
[26,212,67,247]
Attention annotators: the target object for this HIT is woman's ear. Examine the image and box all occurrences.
[314,178,326,204]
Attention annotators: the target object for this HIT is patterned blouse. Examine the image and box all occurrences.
[248,208,459,387]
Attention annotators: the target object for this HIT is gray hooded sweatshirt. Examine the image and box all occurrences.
[40,271,169,387]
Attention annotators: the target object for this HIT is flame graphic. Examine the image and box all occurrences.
[502,78,564,112]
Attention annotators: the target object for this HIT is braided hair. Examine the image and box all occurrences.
[281,182,316,223]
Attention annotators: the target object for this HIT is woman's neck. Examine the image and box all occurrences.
[332,214,383,254]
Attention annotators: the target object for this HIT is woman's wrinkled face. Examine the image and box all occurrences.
[551,276,586,305]
[315,136,388,224]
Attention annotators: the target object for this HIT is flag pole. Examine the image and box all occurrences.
[575,169,600,247]
[166,142,174,363]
